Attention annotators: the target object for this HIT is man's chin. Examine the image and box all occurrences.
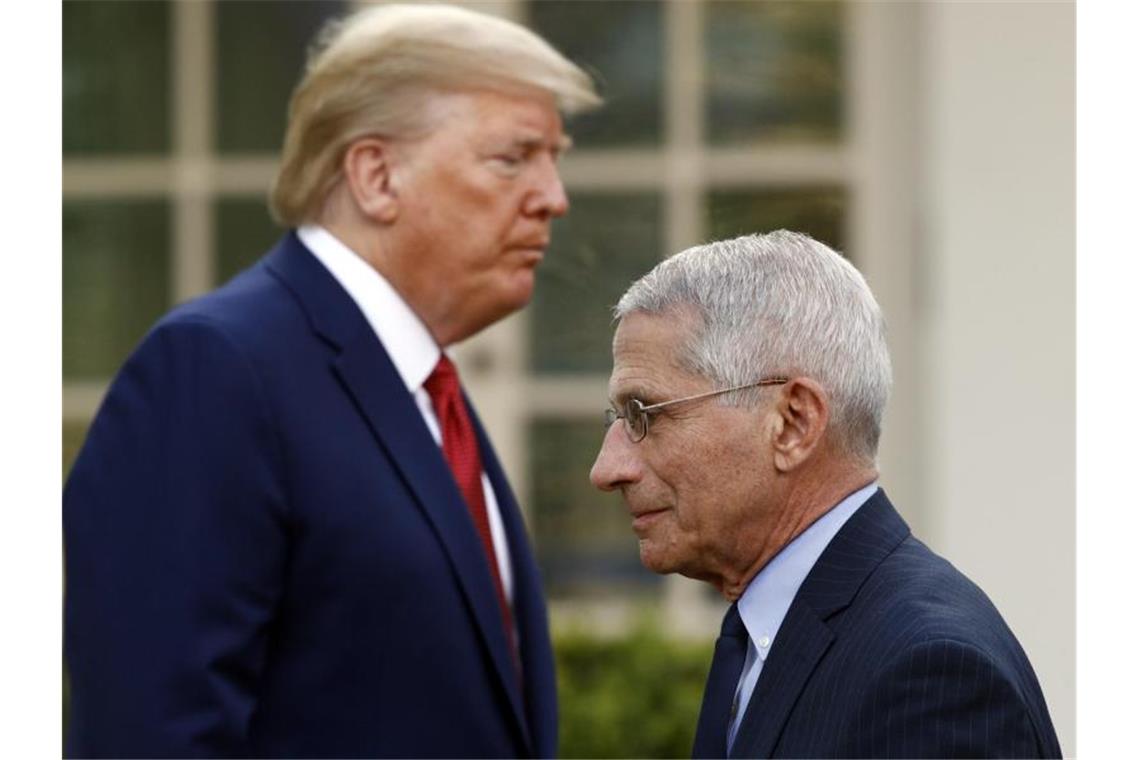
[492,274,536,316]
[458,285,534,341]
[637,542,677,576]
[508,270,536,304]
[638,544,715,588]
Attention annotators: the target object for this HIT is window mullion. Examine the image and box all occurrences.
[171,0,215,303]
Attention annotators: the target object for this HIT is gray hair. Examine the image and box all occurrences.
[271,3,601,226]
[615,230,892,462]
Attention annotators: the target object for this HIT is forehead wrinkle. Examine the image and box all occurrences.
[608,355,678,408]
[609,310,699,405]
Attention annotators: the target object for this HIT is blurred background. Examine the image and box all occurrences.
[62,0,1074,755]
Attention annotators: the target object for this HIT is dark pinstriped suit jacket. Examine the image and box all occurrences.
[64,234,557,757]
[726,489,1062,758]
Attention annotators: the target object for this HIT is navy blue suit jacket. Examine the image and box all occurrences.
[722,489,1061,758]
[64,232,558,758]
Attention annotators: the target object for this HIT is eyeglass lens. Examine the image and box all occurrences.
[625,399,647,441]
[603,400,647,442]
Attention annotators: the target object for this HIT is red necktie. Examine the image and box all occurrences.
[424,355,515,650]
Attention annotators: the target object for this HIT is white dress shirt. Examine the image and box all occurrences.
[726,480,880,750]
[297,224,514,603]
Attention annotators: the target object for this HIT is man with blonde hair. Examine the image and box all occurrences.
[64,5,599,757]
[591,231,1061,758]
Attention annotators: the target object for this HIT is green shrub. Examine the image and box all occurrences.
[554,623,711,758]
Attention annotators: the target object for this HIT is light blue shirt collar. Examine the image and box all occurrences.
[737,481,880,662]
[726,481,880,750]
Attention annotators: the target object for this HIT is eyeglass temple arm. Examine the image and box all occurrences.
[639,378,788,414]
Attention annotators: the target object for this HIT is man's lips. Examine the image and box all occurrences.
[511,242,548,265]
[630,507,669,534]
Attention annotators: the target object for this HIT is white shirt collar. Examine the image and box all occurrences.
[737,481,880,661]
[297,224,440,392]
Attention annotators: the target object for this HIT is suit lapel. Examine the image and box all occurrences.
[470,406,556,752]
[730,490,911,758]
[730,605,833,759]
[264,233,532,751]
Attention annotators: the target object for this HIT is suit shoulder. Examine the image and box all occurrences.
[136,261,320,373]
[100,259,311,412]
[837,534,1038,674]
[166,262,298,335]
[872,536,1004,627]
[835,539,1062,755]
[851,534,1054,708]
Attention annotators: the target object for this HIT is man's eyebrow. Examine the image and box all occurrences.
[609,385,652,406]
[607,388,629,407]
[510,135,573,154]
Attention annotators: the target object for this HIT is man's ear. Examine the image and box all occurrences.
[771,377,830,473]
[341,137,401,224]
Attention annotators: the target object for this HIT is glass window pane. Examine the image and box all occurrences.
[63,0,171,155]
[705,0,844,145]
[706,187,847,254]
[530,193,662,374]
[216,1,347,153]
[63,201,171,379]
[215,197,283,285]
[527,0,663,147]
[530,419,661,597]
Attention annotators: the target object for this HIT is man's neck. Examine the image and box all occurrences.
[716,464,878,601]
[317,214,459,346]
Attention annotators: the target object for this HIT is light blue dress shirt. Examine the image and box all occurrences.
[726,481,880,750]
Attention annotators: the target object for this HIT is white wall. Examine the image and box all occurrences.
[919,1,1074,753]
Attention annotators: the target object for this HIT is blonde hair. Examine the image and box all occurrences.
[270,3,601,226]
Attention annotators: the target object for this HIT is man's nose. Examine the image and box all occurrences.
[524,156,569,218]
[589,422,641,492]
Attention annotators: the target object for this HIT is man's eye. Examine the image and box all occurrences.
[492,154,524,168]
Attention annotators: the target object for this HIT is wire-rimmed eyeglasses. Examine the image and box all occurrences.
[603,378,788,443]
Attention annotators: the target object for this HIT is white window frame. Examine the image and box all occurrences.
[62,0,920,638]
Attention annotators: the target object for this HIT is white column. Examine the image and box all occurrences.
[847,1,922,531]
[920,2,1074,752]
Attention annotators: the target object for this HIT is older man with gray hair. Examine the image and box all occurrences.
[65,4,598,757]
[591,231,1061,758]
